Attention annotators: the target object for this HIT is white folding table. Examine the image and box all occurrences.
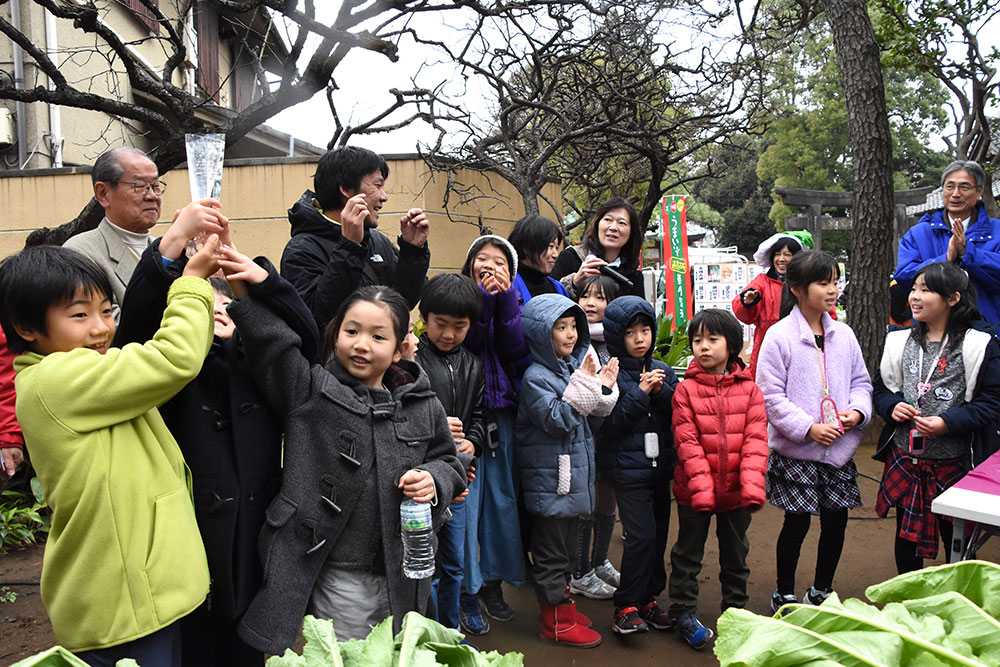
[931,449,1000,562]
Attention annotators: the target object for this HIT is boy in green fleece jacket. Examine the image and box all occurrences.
[0,239,221,667]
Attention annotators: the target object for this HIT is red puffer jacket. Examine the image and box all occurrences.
[671,357,769,513]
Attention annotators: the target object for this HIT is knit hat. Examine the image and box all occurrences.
[752,231,814,269]
[463,235,518,278]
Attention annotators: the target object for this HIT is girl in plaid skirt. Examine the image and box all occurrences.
[872,262,1000,573]
[755,251,872,613]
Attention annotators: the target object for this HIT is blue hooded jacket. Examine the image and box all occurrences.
[515,294,596,518]
[597,296,678,487]
[895,204,1000,325]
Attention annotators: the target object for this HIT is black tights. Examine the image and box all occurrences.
[894,512,954,574]
[775,508,848,595]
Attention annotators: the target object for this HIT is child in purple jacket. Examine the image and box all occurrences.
[458,235,528,633]
[754,251,872,614]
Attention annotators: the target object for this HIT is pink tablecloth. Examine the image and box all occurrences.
[954,449,1000,494]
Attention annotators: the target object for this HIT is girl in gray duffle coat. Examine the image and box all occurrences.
[219,252,466,656]
[516,293,618,647]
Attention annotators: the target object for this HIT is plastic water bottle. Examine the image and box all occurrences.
[400,498,435,579]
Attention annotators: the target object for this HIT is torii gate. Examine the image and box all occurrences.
[775,185,935,262]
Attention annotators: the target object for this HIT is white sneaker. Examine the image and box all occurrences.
[594,559,621,588]
[569,568,616,599]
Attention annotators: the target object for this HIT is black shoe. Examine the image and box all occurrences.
[612,606,649,635]
[478,582,514,621]
[639,600,674,631]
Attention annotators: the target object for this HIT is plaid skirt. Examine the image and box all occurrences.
[875,446,966,559]
[766,451,862,514]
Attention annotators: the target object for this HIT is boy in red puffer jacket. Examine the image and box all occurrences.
[668,309,769,650]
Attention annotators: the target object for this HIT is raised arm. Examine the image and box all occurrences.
[520,370,586,438]
[23,275,214,432]
[220,246,317,419]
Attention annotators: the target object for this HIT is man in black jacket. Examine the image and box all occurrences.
[281,146,431,332]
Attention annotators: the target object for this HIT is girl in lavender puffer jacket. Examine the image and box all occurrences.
[755,251,872,614]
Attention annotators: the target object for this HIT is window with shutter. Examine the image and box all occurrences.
[125,0,160,35]
[196,2,220,103]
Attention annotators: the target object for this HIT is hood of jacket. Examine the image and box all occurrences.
[463,235,518,278]
[683,355,754,386]
[287,190,374,246]
[603,295,655,368]
[521,293,589,372]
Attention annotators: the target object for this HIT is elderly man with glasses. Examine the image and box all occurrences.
[63,147,224,322]
[895,160,1000,324]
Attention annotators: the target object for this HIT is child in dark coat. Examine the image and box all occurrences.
[115,225,319,666]
[414,274,487,632]
[669,309,768,650]
[596,296,678,637]
[218,249,465,653]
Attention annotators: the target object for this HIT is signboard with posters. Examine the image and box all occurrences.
[691,261,762,360]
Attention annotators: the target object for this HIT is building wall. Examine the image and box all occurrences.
[0,156,562,273]
[0,1,240,169]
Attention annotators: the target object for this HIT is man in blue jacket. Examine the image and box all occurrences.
[895,160,1000,324]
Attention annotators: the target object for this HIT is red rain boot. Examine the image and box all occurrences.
[539,602,602,648]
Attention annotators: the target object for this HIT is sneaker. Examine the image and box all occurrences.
[569,568,616,600]
[638,600,674,630]
[803,586,832,606]
[612,606,649,635]
[675,612,714,649]
[770,589,799,615]
[478,582,514,621]
[459,594,490,636]
[594,560,621,588]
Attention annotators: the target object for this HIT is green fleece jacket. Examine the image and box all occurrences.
[13,276,214,651]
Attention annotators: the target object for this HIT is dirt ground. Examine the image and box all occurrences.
[1,442,998,666]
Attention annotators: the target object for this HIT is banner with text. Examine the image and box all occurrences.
[662,195,692,329]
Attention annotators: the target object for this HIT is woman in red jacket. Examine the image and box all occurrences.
[668,309,768,650]
[732,232,818,376]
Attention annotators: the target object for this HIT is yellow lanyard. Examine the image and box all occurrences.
[813,338,829,397]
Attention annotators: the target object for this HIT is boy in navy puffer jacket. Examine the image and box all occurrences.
[597,296,678,637]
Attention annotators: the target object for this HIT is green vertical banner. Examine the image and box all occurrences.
[662,195,692,329]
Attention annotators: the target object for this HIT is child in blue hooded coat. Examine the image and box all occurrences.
[516,293,618,648]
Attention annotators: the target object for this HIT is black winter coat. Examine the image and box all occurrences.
[115,240,320,620]
[415,333,487,456]
[597,296,678,488]
[228,295,466,655]
[280,190,430,332]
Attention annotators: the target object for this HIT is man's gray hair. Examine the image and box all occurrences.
[941,160,986,189]
[91,147,150,187]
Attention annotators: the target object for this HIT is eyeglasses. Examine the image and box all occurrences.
[943,183,978,194]
[116,179,166,196]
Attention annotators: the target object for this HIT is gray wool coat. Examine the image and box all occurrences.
[228,295,466,655]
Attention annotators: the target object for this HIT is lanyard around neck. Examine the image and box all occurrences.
[813,337,829,397]
[917,334,949,407]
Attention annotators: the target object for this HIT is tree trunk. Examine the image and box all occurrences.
[823,0,894,374]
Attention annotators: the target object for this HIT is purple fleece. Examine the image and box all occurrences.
[463,284,527,410]
[755,305,873,468]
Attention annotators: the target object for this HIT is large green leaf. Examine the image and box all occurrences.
[717,562,1000,667]
[866,560,1000,618]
